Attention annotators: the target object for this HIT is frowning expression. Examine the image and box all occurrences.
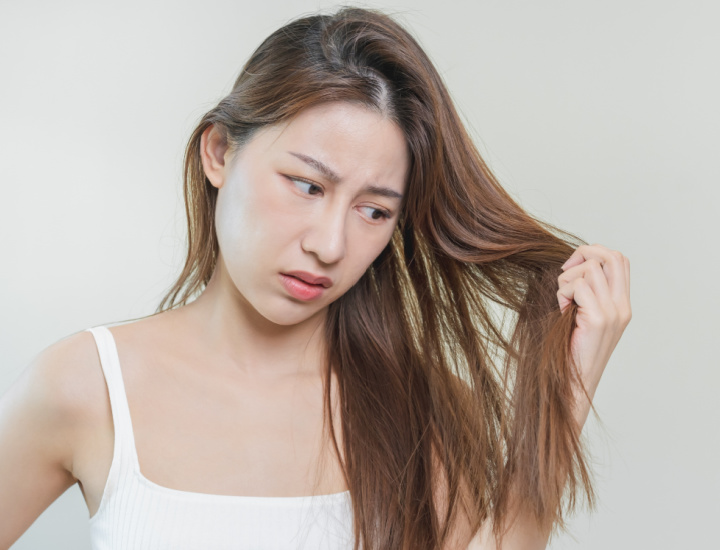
[207,101,410,326]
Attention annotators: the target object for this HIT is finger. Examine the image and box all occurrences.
[561,248,583,271]
[624,255,630,298]
[623,255,632,321]
[580,258,613,314]
[558,259,612,317]
[561,243,600,271]
[557,277,602,319]
[563,244,626,306]
[558,260,589,285]
[558,258,614,309]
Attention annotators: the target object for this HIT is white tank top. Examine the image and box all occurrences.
[84,325,355,549]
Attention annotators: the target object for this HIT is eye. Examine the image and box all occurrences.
[285,175,392,223]
[287,176,323,196]
[359,206,392,221]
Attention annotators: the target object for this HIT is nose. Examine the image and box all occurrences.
[300,204,347,265]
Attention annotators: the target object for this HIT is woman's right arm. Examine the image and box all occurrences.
[0,334,89,549]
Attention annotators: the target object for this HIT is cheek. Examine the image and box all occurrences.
[262,193,304,235]
[215,193,268,274]
[255,186,309,250]
[342,228,395,283]
[216,176,288,247]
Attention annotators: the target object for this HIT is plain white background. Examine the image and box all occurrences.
[1,0,718,548]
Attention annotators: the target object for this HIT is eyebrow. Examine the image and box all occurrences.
[287,151,404,200]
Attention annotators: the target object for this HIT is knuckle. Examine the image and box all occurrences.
[623,305,633,323]
[607,309,619,325]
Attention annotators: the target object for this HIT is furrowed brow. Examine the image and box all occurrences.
[288,151,341,184]
[287,151,403,200]
[363,185,403,200]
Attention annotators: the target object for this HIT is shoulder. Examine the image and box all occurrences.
[26,329,105,416]
[1,329,107,472]
[0,329,108,547]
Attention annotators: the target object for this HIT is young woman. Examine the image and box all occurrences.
[0,6,631,550]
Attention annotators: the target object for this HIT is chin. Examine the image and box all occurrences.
[257,299,328,327]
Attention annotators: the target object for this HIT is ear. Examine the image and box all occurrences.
[200,124,231,189]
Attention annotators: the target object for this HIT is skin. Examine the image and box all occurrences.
[192,100,410,381]
[0,98,631,549]
[467,243,632,549]
[0,101,411,548]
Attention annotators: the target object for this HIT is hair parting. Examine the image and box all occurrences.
[157,6,595,548]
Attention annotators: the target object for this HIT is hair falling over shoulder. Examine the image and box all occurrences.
[157,6,594,549]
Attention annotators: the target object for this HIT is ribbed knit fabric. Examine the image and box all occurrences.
[84,326,355,549]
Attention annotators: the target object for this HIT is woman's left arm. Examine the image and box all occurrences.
[557,243,633,429]
[468,243,633,550]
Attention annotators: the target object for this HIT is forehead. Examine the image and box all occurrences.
[250,101,410,190]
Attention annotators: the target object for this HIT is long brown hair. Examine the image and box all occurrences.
[157,6,594,549]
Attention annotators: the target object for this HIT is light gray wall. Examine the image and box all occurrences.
[1,0,717,548]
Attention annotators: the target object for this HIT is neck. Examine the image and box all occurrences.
[176,263,329,383]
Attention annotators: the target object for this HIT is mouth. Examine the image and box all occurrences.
[282,270,333,288]
[279,273,328,301]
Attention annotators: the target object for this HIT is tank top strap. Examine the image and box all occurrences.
[85,326,141,475]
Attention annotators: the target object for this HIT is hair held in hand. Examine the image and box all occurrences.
[158,7,594,549]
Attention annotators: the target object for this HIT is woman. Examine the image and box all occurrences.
[0,6,631,550]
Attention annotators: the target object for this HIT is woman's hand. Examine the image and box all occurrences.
[557,243,632,410]
[463,244,632,550]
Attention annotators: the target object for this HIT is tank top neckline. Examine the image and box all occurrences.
[85,324,351,512]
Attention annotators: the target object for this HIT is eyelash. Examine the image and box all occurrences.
[286,176,392,221]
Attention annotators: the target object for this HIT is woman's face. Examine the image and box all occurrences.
[204,101,410,326]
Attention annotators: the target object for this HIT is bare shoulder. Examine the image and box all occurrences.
[0,329,107,547]
[2,329,107,470]
[27,329,105,417]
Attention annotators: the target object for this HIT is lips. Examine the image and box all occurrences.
[282,270,333,288]
[279,273,328,301]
